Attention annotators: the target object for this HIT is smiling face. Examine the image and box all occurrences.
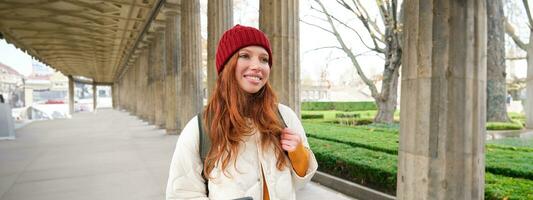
[234,46,270,94]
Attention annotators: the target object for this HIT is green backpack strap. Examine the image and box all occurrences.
[197,110,210,195]
[198,110,211,166]
[276,105,288,128]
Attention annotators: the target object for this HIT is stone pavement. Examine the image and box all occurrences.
[0,109,353,200]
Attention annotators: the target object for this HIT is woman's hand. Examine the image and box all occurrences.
[281,128,301,152]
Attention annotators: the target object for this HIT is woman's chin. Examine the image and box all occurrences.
[242,86,262,94]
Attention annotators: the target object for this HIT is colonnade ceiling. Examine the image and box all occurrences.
[0,0,172,83]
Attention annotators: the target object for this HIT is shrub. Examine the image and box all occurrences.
[485,173,533,200]
[304,122,398,154]
[486,120,523,130]
[302,101,377,111]
[325,118,374,126]
[309,137,533,199]
[335,113,361,118]
[301,113,324,119]
[485,147,533,180]
[309,137,398,194]
[301,102,335,110]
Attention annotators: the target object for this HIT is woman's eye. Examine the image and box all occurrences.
[261,57,269,63]
[238,54,249,58]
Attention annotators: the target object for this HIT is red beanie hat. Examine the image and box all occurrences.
[216,24,273,74]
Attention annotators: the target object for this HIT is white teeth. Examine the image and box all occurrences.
[245,75,261,81]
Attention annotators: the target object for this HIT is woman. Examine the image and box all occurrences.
[166,24,318,200]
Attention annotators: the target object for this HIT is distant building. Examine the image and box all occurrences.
[301,79,331,101]
[24,61,68,105]
[0,62,24,108]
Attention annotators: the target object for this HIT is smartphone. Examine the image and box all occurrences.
[232,197,253,200]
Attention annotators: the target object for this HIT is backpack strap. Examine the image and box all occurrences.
[198,110,211,165]
[197,110,210,195]
[276,105,288,128]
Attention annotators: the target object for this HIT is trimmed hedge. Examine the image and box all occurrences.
[335,113,361,118]
[304,121,533,180]
[301,114,324,119]
[309,138,533,200]
[309,137,533,199]
[485,173,533,200]
[486,120,523,130]
[485,147,533,180]
[325,118,374,126]
[303,122,399,154]
[309,137,398,194]
[487,138,533,150]
[302,101,377,111]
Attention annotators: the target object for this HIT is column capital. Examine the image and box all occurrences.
[163,3,180,16]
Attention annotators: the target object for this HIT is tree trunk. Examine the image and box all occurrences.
[526,32,533,128]
[486,0,510,122]
[374,66,400,123]
[374,26,402,124]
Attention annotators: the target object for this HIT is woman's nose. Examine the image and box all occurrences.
[249,57,261,69]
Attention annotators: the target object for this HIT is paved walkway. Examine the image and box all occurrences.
[0,109,353,200]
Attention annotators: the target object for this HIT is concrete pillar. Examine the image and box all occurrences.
[147,38,156,124]
[178,0,202,131]
[164,7,180,134]
[68,75,74,115]
[111,83,116,109]
[526,34,533,129]
[92,82,97,112]
[207,0,233,99]
[140,48,149,121]
[153,28,166,128]
[397,0,487,199]
[259,0,301,116]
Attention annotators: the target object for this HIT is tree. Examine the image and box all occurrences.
[302,0,402,124]
[505,0,533,128]
[487,0,511,122]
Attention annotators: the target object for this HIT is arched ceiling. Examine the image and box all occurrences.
[0,0,174,83]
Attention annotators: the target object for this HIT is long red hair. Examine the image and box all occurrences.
[203,53,287,178]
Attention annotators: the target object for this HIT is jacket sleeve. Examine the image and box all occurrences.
[166,116,209,200]
[278,104,319,190]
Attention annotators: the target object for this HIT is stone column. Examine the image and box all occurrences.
[164,6,180,134]
[397,0,487,199]
[207,0,233,99]
[259,0,301,116]
[140,48,149,121]
[111,83,116,109]
[178,0,202,131]
[526,34,533,129]
[154,28,166,128]
[147,38,156,124]
[68,75,74,115]
[92,82,97,112]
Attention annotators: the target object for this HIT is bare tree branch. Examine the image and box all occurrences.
[313,0,380,98]
[310,1,385,52]
[505,18,528,50]
[304,46,343,54]
[300,19,335,34]
[368,18,385,40]
[329,13,385,52]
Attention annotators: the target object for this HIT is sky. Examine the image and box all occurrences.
[0,39,34,76]
[0,0,529,82]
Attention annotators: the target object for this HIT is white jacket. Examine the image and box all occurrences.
[166,104,318,200]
